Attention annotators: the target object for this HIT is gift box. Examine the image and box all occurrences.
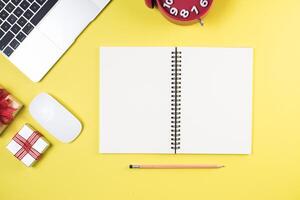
[7,124,50,167]
[0,86,23,134]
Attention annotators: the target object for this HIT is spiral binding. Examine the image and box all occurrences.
[171,47,182,153]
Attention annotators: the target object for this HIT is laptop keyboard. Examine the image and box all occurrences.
[0,0,58,57]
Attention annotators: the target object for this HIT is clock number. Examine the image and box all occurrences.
[191,6,199,14]
[163,0,197,18]
[180,9,189,18]
[170,7,178,16]
[200,0,209,8]
[165,0,174,4]
[163,0,173,8]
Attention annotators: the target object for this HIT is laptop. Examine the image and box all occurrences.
[0,0,110,82]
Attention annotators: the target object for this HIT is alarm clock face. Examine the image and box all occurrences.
[156,0,213,23]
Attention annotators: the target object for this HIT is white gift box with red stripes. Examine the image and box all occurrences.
[7,124,50,167]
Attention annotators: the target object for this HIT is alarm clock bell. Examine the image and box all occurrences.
[145,0,213,26]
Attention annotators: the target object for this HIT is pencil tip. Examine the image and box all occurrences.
[129,165,133,169]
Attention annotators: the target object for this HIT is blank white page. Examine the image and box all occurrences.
[179,48,253,154]
[100,47,173,153]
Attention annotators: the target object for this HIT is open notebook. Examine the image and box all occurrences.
[100,47,253,154]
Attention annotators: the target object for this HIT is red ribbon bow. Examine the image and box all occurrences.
[0,89,16,126]
[12,131,42,161]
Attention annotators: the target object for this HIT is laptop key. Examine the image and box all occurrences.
[11,24,21,34]
[7,15,18,25]
[0,2,5,10]
[4,46,14,56]
[23,22,33,35]
[0,10,9,20]
[36,0,46,6]
[20,0,30,10]
[5,3,15,13]
[31,0,58,26]
[14,7,24,17]
[11,0,22,6]
[16,31,26,42]
[3,0,9,3]
[24,9,34,20]
[1,21,11,32]
[17,16,27,27]
[10,39,20,49]
[30,2,40,12]
[0,29,4,38]
[0,31,14,50]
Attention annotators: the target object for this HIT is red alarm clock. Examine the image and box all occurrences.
[145,0,213,25]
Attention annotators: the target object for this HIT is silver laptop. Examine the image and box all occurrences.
[0,0,110,82]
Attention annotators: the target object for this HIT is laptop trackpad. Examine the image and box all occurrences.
[9,30,63,82]
[37,0,100,50]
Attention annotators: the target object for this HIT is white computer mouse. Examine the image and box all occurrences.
[29,93,82,143]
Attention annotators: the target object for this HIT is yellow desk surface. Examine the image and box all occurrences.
[1,0,300,199]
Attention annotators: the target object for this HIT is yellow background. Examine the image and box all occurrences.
[1,0,300,199]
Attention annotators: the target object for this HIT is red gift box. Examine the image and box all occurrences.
[0,86,23,134]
